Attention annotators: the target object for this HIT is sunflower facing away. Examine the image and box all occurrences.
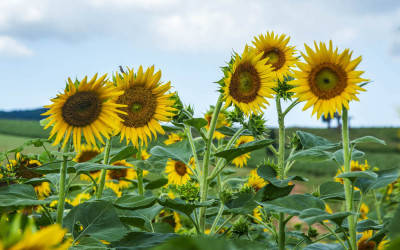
[42,74,125,151]
[165,158,195,186]
[222,46,276,116]
[113,66,177,148]
[290,41,368,119]
[232,136,255,168]
[164,133,184,145]
[252,31,297,82]
[73,144,104,182]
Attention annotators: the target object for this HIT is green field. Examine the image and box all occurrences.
[1,118,399,188]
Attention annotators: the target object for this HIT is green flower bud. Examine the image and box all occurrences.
[178,182,200,202]
[308,226,319,238]
[231,217,250,238]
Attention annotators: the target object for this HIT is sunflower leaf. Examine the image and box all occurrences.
[299,208,354,226]
[73,162,133,175]
[215,139,275,163]
[109,146,137,164]
[0,184,56,209]
[333,149,365,165]
[296,131,340,150]
[257,164,308,187]
[350,136,386,146]
[150,140,196,165]
[215,126,253,136]
[183,118,208,132]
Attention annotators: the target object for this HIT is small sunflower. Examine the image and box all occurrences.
[359,203,369,220]
[165,158,195,186]
[289,41,368,119]
[232,136,255,167]
[164,133,184,145]
[245,169,267,192]
[252,206,263,223]
[73,144,104,182]
[42,74,125,151]
[106,160,136,190]
[357,230,388,250]
[252,31,297,82]
[66,193,92,207]
[113,66,177,148]
[204,108,231,140]
[222,46,276,116]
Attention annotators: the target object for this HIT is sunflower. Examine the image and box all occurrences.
[359,203,369,220]
[232,136,255,167]
[357,230,388,250]
[252,206,263,223]
[164,133,184,145]
[289,41,368,119]
[222,46,276,116]
[165,158,195,185]
[105,160,136,190]
[335,160,369,185]
[252,31,297,82]
[42,74,125,151]
[73,144,104,182]
[245,169,267,192]
[204,108,231,139]
[113,66,177,148]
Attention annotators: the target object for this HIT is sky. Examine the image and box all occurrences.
[1,0,400,127]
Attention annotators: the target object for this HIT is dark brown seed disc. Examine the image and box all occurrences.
[15,162,43,186]
[357,239,376,250]
[76,150,100,163]
[108,169,127,180]
[62,91,102,127]
[117,86,157,128]
[308,63,348,100]
[262,47,286,70]
[175,161,187,176]
[229,62,261,103]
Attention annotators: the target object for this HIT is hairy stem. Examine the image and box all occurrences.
[277,98,286,250]
[56,141,70,225]
[96,138,112,199]
[136,145,144,195]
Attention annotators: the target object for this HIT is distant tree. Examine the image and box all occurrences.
[322,112,342,129]
[321,116,332,129]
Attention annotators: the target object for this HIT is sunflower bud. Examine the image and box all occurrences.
[231,217,250,238]
[178,182,199,202]
[274,76,295,101]
[294,223,302,231]
[239,184,255,195]
[289,133,302,150]
[219,190,236,205]
[308,226,319,238]
[245,114,269,137]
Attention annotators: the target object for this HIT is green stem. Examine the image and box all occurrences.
[136,145,144,195]
[277,97,286,250]
[320,222,348,250]
[211,214,235,237]
[42,144,53,163]
[247,214,277,239]
[185,125,201,178]
[268,145,279,158]
[282,99,299,117]
[373,190,382,224]
[56,142,69,225]
[199,94,223,232]
[338,224,353,250]
[210,204,224,235]
[41,204,54,224]
[96,138,112,199]
[342,108,357,250]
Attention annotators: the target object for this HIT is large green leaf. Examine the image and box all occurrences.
[355,167,400,194]
[333,149,365,165]
[157,198,216,217]
[109,146,137,164]
[341,219,382,233]
[0,184,55,208]
[215,139,275,163]
[299,208,353,226]
[34,161,77,174]
[114,195,157,210]
[389,204,400,240]
[145,178,169,190]
[63,200,128,242]
[130,155,169,175]
[215,126,253,136]
[256,194,325,215]
[225,192,261,215]
[296,131,340,150]
[116,205,164,231]
[336,171,378,182]
[304,243,344,250]
[261,184,294,201]
[183,118,208,131]
[111,232,178,249]
[351,136,386,146]
[73,162,132,175]
[288,148,334,162]
[150,140,198,164]
[319,181,346,200]
[257,164,307,187]
[69,237,107,250]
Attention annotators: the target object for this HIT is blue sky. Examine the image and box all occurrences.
[1,0,400,127]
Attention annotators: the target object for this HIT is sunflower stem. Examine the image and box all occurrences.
[373,190,382,224]
[199,94,223,233]
[56,141,70,225]
[185,125,201,178]
[341,108,357,250]
[276,97,286,250]
[210,203,225,235]
[320,222,348,250]
[96,138,112,199]
[136,145,144,195]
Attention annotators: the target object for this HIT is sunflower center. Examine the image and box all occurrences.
[76,150,100,163]
[108,169,127,180]
[308,63,347,100]
[229,62,261,103]
[117,86,157,127]
[175,162,187,176]
[263,48,286,70]
[62,91,102,127]
[358,240,376,250]
[15,163,43,181]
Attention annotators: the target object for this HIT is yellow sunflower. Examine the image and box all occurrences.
[252,31,297,82]
[165,158,195,185]
[245,169,267,192]
[289,41,368,119]
[335,160,369,185]
[66,193,92,207]
[106,160,136,190]
[164,133,184,145]
[204,108,231,140]
[252,205,263,223]
[73,144,104,182]
[113,66,177,148]
[222,45,276,116]
[42,74,126,151]
[232,136,255,167]
[357,230,388,250]
[359,203,369,221]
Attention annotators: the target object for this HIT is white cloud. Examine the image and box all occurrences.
[0,36,34,57]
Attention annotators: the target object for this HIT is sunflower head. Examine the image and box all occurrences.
[165,158,194,186]
[290,41,368,119]
[112,66,177,148]
[42,74,126,151]
[252,31,297,82]
[164,133,185,145]
[222,46,277,116]
[73,144,103,163]
[205,107,231,139]
[232,136,255,168]
[245,169,267,192]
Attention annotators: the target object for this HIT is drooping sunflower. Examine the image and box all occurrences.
[289,41,368,119]
[164,133,184,145]
[232,136,255,167]
[222,46,276,116]
[73,144,104,182]
[204,108,231,139]
[252,31,297,82]
[113,66,177,148]
[42,74,126,151]
[245,169,267,192]
[165,158,195,186]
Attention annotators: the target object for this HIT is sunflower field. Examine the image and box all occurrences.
[1,31,400,250]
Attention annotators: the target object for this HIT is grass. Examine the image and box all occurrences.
[0,119,48,138]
